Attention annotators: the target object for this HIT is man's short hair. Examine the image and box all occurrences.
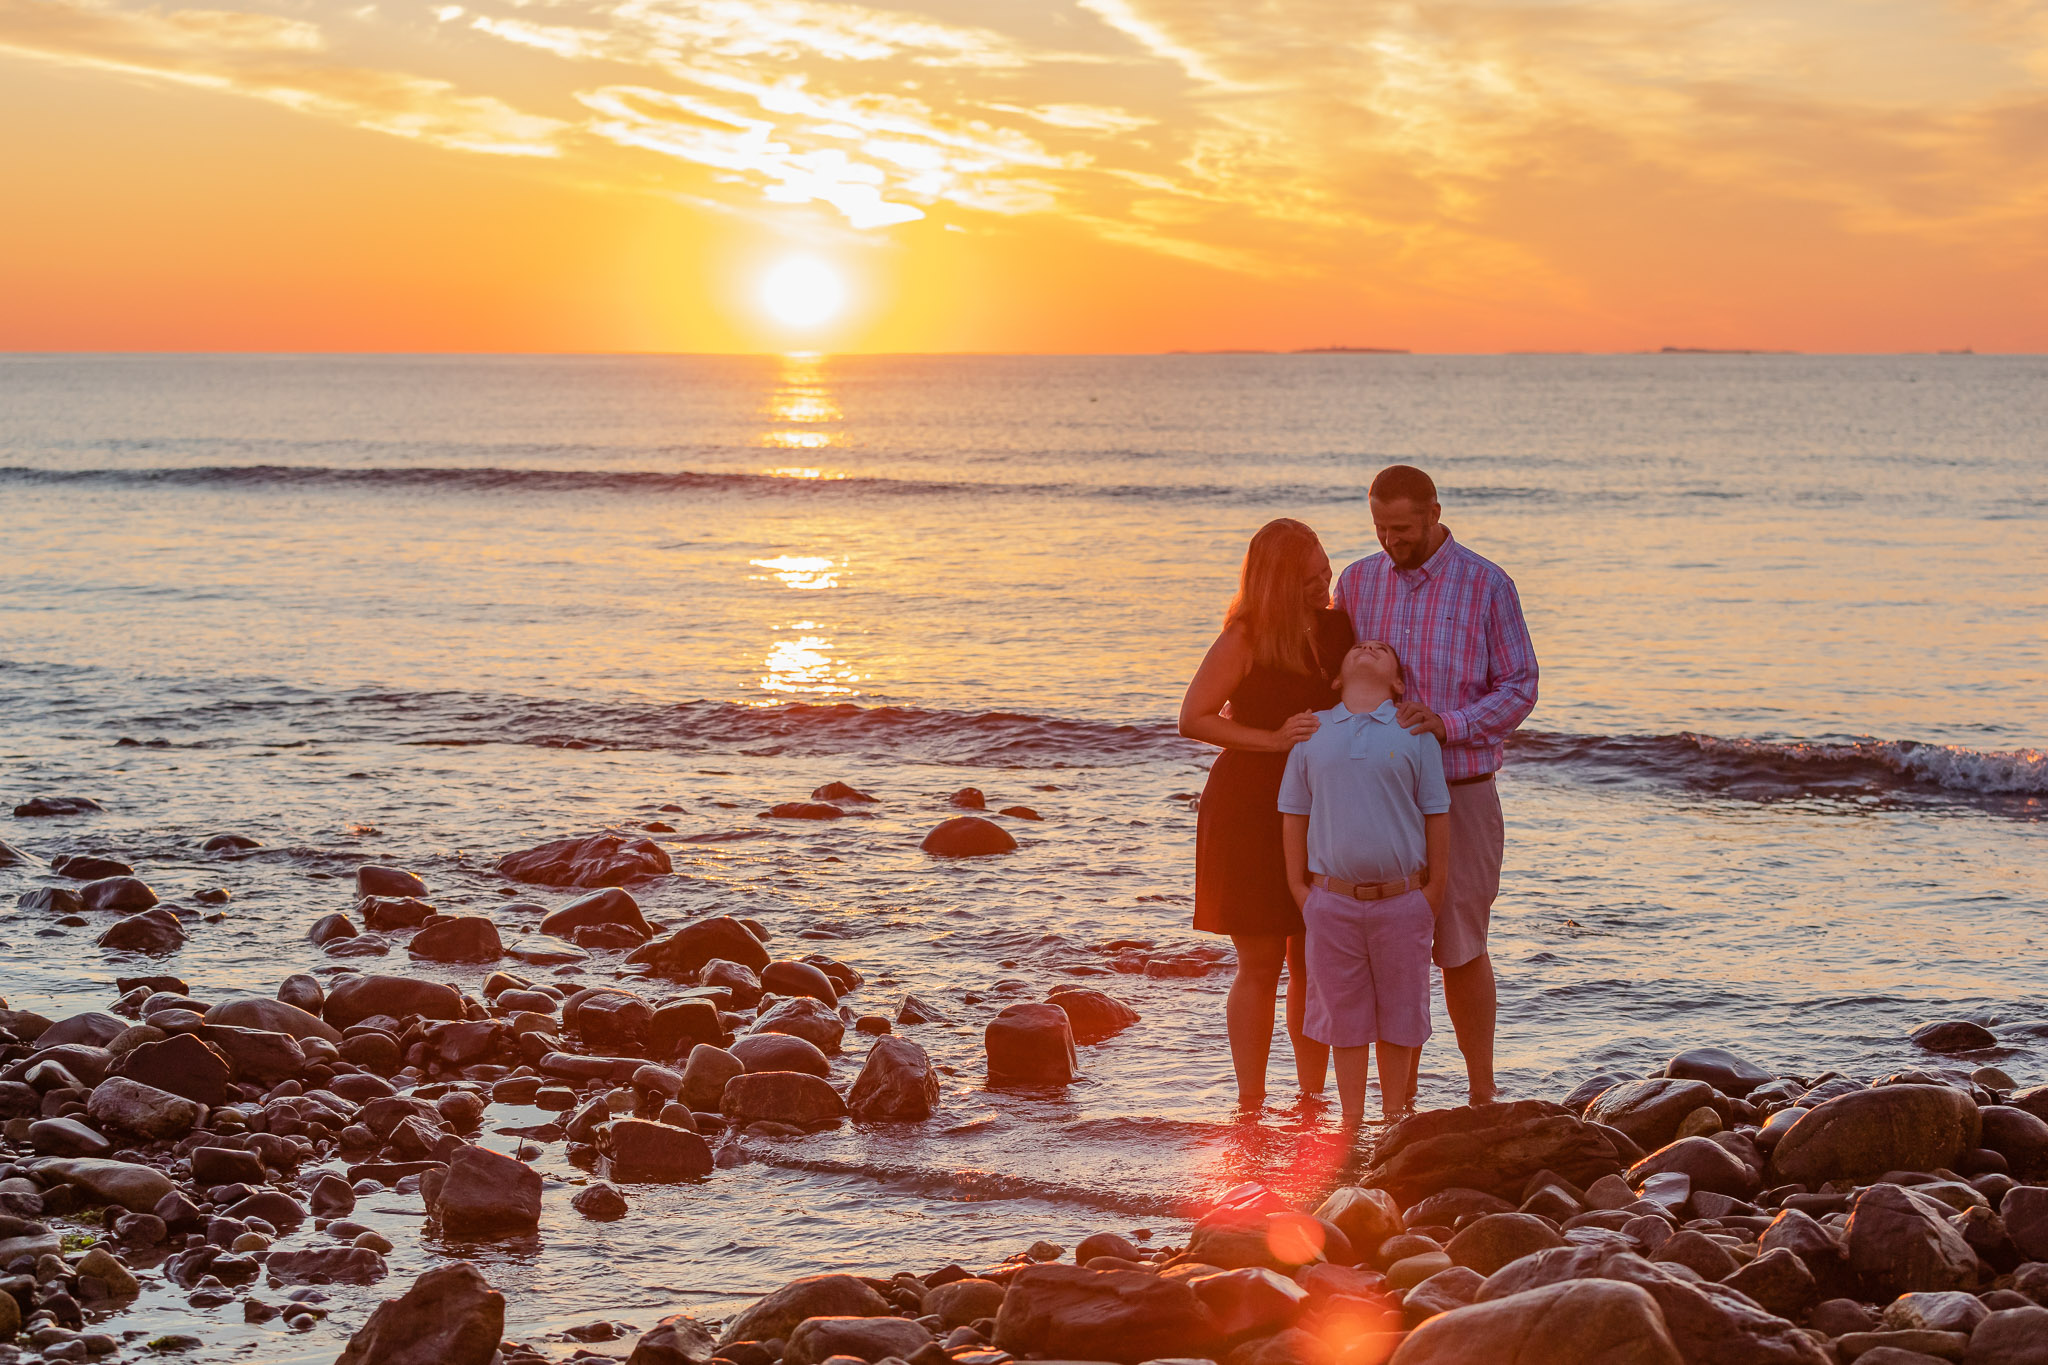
[1370,464,1437,507]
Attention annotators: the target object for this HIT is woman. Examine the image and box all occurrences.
[1180,517,1353,1111]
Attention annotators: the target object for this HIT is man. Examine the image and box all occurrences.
[1333,464,1537,1106]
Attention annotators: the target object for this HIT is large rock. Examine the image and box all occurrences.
[1965,1306,2048,1365]
[627,1314,716,1365]
[605,1119,713,1182]
[498,832,671,888]
[540,888,651,939]
[34,1156,177,1208]
[994,1264,1220,1362]
[1845,1184,1979,1299]
[730,1030,831,1078]
[80,877,158,914]
[1314,1186,1404,1256]
[1771,1085,1982,1186]
[986,1002,1079,1084]
[847,1036,941,1121]
[36,1012,127,1051]
[1666,1049,1774,1098]
[784,1316,935,1365]
[760,959,839,1005]
[282,971,326,1011]
[199,1024,306,1083]
[357,865,429,898]
[1629,1136,1762,1199]
[2004,1186,2048,1260]
[96,908,185,954]
[409,917,504,963]
[681,1045,746,1110]
[1390,1279,1682,1365]
[17,887,82,915]
[325,975,465,1029]
[1362,1101,1627,1206]
[424,1145,543,1238]
[207,996,342,1043]
[361,897,435,931]
[1722,1247,1818,1322]
[650,999,724,1058]
[85,1076,199,1138]
[309,913,359,945]
[925,1278,1008,1328]
[921,816,1017,857]
[751,996,845,1054]
[14,796,103,816]
[1980,1106,2048,1178]
[716,1272,891,1346]
[1912,1021,1998,1053]
[1447,1213,1567,1276]
[30,1117,110,1156]
[336,1261,505,1365]
[628,915,770,977]
[563,987,652,1047]
[1477,1245,1827,1365]
[114,1032,232,1105]
[1046,986,1141,1043]
[1585,1079,1723,1151]
[720,1071,846,1125]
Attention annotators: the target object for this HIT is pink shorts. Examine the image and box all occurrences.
[1300,886,1435,1049]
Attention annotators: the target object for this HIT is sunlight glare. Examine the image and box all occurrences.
[759,257,847,330]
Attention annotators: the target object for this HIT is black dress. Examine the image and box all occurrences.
[1193,609,1354,938]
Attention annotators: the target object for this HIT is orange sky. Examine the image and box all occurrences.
[3,0,2045,353]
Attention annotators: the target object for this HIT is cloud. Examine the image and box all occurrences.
[0,0,566,155]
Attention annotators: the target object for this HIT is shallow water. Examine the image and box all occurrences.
[1,353,2045,1360]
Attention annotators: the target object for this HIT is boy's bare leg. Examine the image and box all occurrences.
[1332,1045,1373,1123]
[1285,935,1329,1095]
[1376,1042,1419,1120]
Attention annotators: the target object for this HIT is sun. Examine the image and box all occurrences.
[758,257,847,330]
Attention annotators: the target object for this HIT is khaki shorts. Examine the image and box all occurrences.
[1435,778,1504,968]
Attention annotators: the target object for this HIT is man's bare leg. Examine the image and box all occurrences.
[1442,953,1497,1105]
[1285,934,1329,1095]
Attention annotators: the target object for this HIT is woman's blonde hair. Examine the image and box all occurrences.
[1224,518,1326,674]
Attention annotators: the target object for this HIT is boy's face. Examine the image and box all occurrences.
[1340,639,1403,694]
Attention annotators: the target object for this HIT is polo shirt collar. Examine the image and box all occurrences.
[1328,699,1399,753]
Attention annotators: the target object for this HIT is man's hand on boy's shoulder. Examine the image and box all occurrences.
[1396,699,1446,741]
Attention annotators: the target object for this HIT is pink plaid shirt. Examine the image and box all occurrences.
[1334,529,1538,782]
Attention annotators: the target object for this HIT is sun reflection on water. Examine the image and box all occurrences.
[750,554,837,590]
[760,621,861,696]
[761,353,843,462]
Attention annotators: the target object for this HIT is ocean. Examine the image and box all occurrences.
[2,352,2044,1358]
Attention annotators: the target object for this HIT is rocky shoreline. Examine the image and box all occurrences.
[0,818,2044,1365]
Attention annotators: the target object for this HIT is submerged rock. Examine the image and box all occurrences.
[605,1119,713,1181]
[335,1261,505,1365]
[764,802,845,820]
[760,959,839,1005]
[498,832,672,888]
[1910,1020,1998,1053]
[13,796,104,817]
[96,908,185,954]
[408,916,504,963]
[1045,985,1140,1043]
[356,864,428,898]
[921,816,1017,857]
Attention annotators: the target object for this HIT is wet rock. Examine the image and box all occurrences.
[356,865,427,898]
[73,1244,139,1297]
[760,959,839,1005]
[324,975,464,1029]
[721,1071,846,1126]
[55,853,133,879]
[1847,1183,1979,1298]
[716,1272,892,1346]
[1314,1186,1404,1258]
[202,833,260,851]
[752,996,845,1054]
[1393,1278,1682,1365]
[921,816,1016,857]
[1912,1021,1998,1054]
[114,1031,232,1105]
[629,915,771,977]
[0,838,44,866]
[1666,1048,1774,1098]
[650,999,725,1058]
[424,1145,542,1238]
[606,1119,713,1181]
[13,796,104,817]
[785,1317,934,1365]
[1446,1212,1567,1276]
[328,932,392,958]
[409,916,504,963]
[540,888,652,940]
[1362,1101,1627,1206]
[703,960,764,1009]
[2000,1186,2048,1260]
[309,913,359,945]
[1772,1085,1982,1186]
[1630,1135,1761,1199]
[570,1182,629,1221]
[268,1246,389,1285]
[335,1260,505,1365]
[498,832,672,888]
[200,1024,305,1083]
[994,1264,1217,1362]
[80,876,157,914]
[307,1172,356,1216]
[342,1032,404,1074]
[35,1156,176,1208]
[627,1313,717,1365]
[764,802,845,820]
[812,782,875,803]
[1965,1306,2048,1365]
[361,898,436,933]
[1980,1106,2048,1178]
[1045,986,1140,1043]
[898,994,943,1025]
[926,1277,1008,1327]
[1584,1079,1723,1152]
[847,1036,941,1121]
[276,974,324,1013]
[985,1002,1078,1084]
[17,887,83,915]
[226,1189,307,1228]
[207,996,342,1043]
[731,1032,831,1078]
[681,1045,746,1110]
[96,908,185,954]
[504,934,587,965]
[85,1076,198,1138]
[562,987,651,1047]
[29,1117,110,1156]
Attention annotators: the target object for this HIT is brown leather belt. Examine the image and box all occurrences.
[1309,871,1428,901]
[1448,772,1495,787]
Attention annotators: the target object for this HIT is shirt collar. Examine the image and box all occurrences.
[1398,527,1458,582]
[1328,700,1399,725]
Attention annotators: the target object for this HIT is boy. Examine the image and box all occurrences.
[1277,639,1450,1123]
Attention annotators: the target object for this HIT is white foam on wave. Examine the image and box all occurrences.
[1690,734,2048,794]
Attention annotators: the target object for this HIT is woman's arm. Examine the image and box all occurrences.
[1178,627,1318,751]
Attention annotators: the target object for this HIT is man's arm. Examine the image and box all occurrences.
[1282,814,1311,908]
[1435,575,1539,748]
[1421,812,1449,914]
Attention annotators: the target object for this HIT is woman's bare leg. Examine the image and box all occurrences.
[1285,934,1329,1095]
[1227,934,1287,1110]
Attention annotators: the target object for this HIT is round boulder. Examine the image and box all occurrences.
[1771,1084,1982,1187]
[920,816,1016,857]
[1389,1278,1682,1365]
[760,959,839,1006]
[1046,986,1140,1043]
[729,1033,831,1078]
[1910,1020,1998,1053]
[408,916,503,963]
[721,1071,847,1126]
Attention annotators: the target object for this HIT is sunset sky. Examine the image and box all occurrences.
[4,0,2045,352]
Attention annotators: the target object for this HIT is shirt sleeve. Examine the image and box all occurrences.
[1277,742,1313,815]
[1413,734,1451,815]
[1441,571,1539,749]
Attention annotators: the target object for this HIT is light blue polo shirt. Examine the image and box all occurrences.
[1277,700,1452,885]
